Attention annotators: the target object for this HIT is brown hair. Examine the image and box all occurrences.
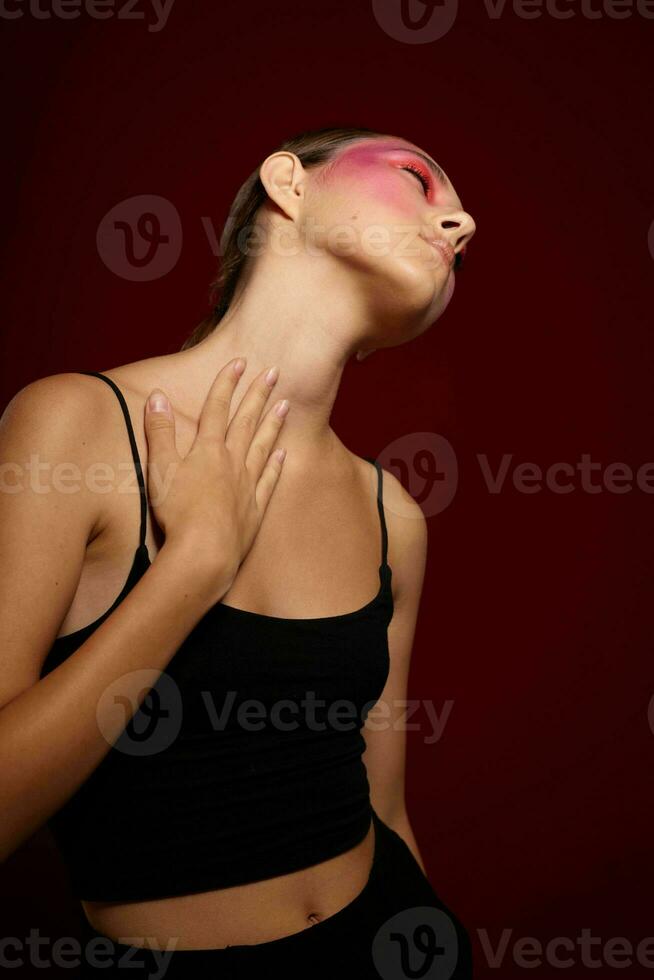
[179,125,388,352]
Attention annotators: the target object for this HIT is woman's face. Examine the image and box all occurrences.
[305,135,476,343]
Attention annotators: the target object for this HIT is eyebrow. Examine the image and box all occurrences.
[385,146,449,188]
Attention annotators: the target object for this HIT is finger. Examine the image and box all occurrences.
[144,389,180,505]
[195,357,247,444]
[254,445,287,515]
[245,397,290,481]
[224,364,280,459]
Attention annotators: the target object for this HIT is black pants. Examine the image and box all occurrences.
[78,808,474,978]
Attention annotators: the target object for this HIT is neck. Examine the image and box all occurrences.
[175,257,377,466]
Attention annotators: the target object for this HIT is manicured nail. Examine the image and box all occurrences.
[275,399,289,418]
[265,365,279,386]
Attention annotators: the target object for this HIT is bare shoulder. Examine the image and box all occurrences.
[352,453,428,602]
[1,371,112,444]
[0,372,126,531]
[377,465,427,557]
[377,465,425,521]
[78,354,199,430]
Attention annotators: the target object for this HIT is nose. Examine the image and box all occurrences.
[431,210,476,255]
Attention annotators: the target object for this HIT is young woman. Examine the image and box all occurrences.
[0,126,476,978]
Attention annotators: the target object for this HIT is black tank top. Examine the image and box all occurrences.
[39,371,394,903]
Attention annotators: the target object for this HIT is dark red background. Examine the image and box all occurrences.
[1,2,652,976]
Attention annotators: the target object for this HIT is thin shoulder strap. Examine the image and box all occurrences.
[364,456,389,568]
[79,371,147,550]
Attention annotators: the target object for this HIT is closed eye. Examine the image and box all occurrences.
[401,164,430,196]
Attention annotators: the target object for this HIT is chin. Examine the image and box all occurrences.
[384,257,447,302]
[403,267,453,324]
[411,282,455,336]
[358,259,452,336]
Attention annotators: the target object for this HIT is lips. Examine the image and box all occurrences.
[424,238,456,269]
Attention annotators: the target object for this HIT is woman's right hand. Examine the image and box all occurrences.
[143,357,289,589]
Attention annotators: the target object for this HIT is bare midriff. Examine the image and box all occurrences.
[81,817,376,950]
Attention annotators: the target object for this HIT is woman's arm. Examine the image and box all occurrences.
[0,376,230,862]
[361,466,429,870]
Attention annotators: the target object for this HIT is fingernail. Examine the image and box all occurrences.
[275,399,289,418]
[148,390,169,413]
[265,365,279,386]
[233,358,246,376]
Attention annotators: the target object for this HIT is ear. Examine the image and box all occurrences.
[258,151,307,221]
[355,349,376,361]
